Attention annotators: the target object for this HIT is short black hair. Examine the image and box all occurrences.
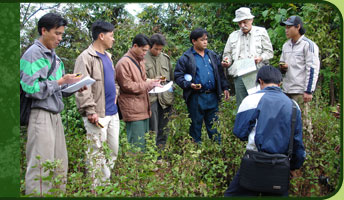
[38,13,67,35]
[256,65,282,85]
[189,28,208,44]
[132,33,151,47]
[150,33,166,46]
[298,24,306,35]
[91,20,114,41]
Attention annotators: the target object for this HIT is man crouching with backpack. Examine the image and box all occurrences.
[224,66,305,196]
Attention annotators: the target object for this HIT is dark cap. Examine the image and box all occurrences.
[280,16,303,26]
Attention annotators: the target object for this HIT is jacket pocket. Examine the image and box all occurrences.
[145,64,155,78]
[255,35,263,54]
[161,64,171,80]
[160,91,174,106]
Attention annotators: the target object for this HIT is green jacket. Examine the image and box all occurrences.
[20,40,67,113]
[145,51,174,109]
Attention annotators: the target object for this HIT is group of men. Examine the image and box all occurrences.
[20,6,320,197]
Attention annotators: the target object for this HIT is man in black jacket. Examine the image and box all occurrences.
[174,28,230,144]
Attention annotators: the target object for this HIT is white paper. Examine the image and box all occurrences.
[230,58,257,77]
[61,76,95,93]
[241,71,260,95]
[149,81,173,94]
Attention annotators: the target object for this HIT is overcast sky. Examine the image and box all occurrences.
[28,3,149,20]
[125,3,147,16]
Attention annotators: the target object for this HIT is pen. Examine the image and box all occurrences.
[75,73,82,77]
[95,121,104,128]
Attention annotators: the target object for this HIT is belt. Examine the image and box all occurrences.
[199,89,215,94]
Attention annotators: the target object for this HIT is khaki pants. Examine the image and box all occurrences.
[83,113,120,187]
[286,93,313,139]
[234,76,249,109]
[25,109,68,195]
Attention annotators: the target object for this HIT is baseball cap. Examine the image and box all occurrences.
[280,16,303,26]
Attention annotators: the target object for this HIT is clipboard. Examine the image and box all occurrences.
[61,76,95,93]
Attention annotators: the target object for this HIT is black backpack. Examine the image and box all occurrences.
[20,85,32,126]
[20,54,56,126]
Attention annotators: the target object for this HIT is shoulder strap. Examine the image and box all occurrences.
[288,100,297,158]
[47,52,57,78]
[125,56,142,75]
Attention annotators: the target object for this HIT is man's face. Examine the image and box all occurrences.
[101,31,115,49]
[285,25,300,39]
[238,19,253,34]
[192,34,208,51]
[41,26,65,50]
[132,44,150,60]
[150,44,164,57]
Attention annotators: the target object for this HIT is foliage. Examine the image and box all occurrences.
[20,91,340,197]
[20,2,341,197]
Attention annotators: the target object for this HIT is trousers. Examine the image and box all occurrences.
[286,93,313,140]
[187,92,220,143]
[234,76,249,109]
[83,113,120,187]
[149,101,171,148]
[25,109,68,195]
[126,118,149,151]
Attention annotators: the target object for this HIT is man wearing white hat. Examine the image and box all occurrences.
[222,7,273,108]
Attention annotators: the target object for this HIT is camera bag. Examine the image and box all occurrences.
[238,100,297,194]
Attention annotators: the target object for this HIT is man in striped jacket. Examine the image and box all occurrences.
[20,13,83,195]
[279,16,320,139]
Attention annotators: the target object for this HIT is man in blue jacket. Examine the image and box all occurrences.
[224,65,305,196]
[174,28,230,144]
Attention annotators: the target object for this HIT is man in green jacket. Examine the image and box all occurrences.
[145,33,174,158]
[20,13,82,195]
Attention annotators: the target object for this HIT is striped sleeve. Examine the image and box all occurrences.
[20,48,61,99]
[302,37,320,93]
[233,92,264,141]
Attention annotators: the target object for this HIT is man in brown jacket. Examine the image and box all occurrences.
[74,20,119,188]
[116,34,161,151]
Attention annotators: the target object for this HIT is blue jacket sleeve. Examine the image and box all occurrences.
[174,56,191,89]
[290,109,306,170]
[233,102,258,141]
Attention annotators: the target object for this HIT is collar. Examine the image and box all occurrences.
[148,51,159,59]
[87,44,112,58]
[34,39,55,55]
[128,48,142,63]
[191,46,208,55]
[262,86,282,92]
[289,35,304,46]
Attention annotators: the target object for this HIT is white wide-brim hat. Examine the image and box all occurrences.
[233,7,255,22]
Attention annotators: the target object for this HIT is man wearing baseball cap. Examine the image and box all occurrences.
[279,15,320,139]
[222,7,273,109]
